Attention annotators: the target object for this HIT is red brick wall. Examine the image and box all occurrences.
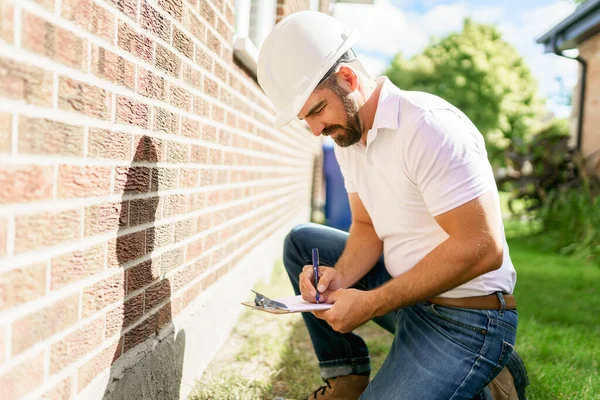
[578,32,600,174]
[0,0,320,398]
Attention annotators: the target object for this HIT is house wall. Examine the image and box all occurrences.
[578,31,600,174]
[0,0,324,398]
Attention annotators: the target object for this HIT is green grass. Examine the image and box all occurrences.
[189,262,393,400]
[506,222,600,399]
[190,220,600,399]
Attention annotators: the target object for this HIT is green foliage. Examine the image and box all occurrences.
[497,117,600,264]
[190,261,393,400]
[498,119,575,213]
[385,19,544,163]
[509,236,600,399]
[539,182,600,264]
[191,243,600,399]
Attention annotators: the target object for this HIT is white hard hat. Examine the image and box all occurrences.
[257,11,358,128]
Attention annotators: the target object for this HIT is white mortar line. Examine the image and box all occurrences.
[0,135,309,168]
[0,173,306,215]
[13,3,21,48]
[0,25,298,154]
[0,182,306,271]
[17,206,300,398]
[0,195,298,372]
[21,0,281,132]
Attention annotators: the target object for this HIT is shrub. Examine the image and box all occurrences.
[497,118,600,264]
[539,181,600,264]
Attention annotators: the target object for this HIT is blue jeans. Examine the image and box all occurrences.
[283,223,519,400]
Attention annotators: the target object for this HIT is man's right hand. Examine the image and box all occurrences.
[299,265,345,303]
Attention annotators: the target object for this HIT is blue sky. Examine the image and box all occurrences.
[333,0,578,117]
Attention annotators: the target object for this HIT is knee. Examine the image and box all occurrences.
[284,223,316,250]
[283,223,319,266]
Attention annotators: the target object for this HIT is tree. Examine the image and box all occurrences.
[384,19,545,165]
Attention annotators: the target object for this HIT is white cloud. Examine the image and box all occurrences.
[332,0,579,118]
[333,0,429,58]
[355,52,390,76]
[333,0,505,59]
[471,6,505,24]
[418,3,465,37]
[496,2,577,117]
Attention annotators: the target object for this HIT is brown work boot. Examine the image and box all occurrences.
[303,375,369,400]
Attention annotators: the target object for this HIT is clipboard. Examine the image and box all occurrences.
[241,290,332,314]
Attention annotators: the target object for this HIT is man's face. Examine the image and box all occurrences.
[298,84,362,147]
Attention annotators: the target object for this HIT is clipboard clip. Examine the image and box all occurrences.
[251,290,289,310]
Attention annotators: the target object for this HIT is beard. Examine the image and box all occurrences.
[322,90,362,148]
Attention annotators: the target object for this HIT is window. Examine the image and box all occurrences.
[233,0,277,75]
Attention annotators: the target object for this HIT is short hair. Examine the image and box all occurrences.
[317,48,357,87]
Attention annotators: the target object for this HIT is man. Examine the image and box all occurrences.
[257,11,524,400]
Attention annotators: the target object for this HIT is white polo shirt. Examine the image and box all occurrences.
[334,77,516,298]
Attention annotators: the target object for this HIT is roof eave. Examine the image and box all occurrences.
[536,0,600,53]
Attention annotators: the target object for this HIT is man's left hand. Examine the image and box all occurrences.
[312,289,376,333]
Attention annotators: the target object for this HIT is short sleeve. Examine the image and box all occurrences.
[404,109,492,216]
[333,145,357,193]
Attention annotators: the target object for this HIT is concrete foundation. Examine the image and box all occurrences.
[78,208,309,400]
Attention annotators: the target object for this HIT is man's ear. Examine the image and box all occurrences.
[336,65,359,92]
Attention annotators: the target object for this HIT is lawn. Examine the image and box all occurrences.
[190,219,600,400]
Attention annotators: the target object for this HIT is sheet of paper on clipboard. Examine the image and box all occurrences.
[242,290,333,314]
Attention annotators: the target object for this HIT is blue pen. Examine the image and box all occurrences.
[312,248,320,303]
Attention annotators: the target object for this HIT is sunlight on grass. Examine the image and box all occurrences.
[189,261,393,400]
[190,226,600,399]
[508,237,600,399]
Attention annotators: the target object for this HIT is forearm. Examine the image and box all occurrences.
[335,219,383,288]
[368,235,503,317]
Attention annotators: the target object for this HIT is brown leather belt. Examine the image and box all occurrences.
[429,293,516,310]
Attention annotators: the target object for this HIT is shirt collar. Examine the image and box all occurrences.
[370,76,401,131]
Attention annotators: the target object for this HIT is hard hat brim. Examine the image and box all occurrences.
[271,30,359,129]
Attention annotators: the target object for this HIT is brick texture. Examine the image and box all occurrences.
[15,209,81,253]
[0,57,53,106]
[51,243,105,290]
[0,0,324,395]
[105,292,144,338]
[62,0,116,43]
[78,339,122,392]
[40,375,73,400]
[57,165,112,199]
[0,1,13,44]
[50,317,104,374]
[18,116,84,156]
[88,129,133,161]
[59,77,112,119]
[0,165,54,204]
[0,112,11,153]
[91,45,136,90]
[82,272,125,318]
[12,294,79,355]
[22,12,87,70]
[578,33,600,175]
[0,352,44,398]
[0,262,47,311]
